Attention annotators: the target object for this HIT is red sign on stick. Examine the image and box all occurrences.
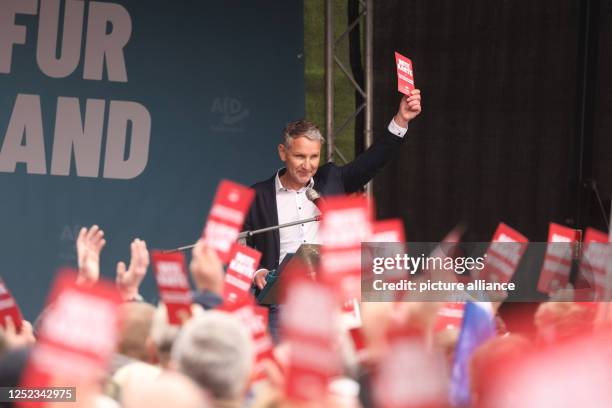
[151,251,192,325]
[23,270,122,389]
[481,223,529,284]
[320,195,373,300]
[434,302,466,332]
[219,298,274,381]
[0,277,23,332]
[282,276,341,402]
[579,228,609,299]
[202,180,255,262]
[370,219,406,243]
[395,52,415,95]
[374,328,448,408]
[537,223,580,294]
[223,243,262,306]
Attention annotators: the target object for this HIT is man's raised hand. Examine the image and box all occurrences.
[116,238,150,301]
[189,239,224,296]
[76,225,106,286]
[394,89,422,128]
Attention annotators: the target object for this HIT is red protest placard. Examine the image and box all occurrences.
[395,52,415,95]
[250,305,276,381]
[0,277,23,332]
[537,223,580,294]
[340,298,362,330]
[365,219,407,301]
[219,298,275,382]
[319,195,373,300]
[281,276,341,402]
[151,251,192,325]
[480,223,529,284]
[434,302,465,332]
[22,270,122,389]
[222,243,262,306]
[349,326,368,362]
[202,180,255,262]
[578,228,609,299]
[374,327,448,408]
[370,219,406,242]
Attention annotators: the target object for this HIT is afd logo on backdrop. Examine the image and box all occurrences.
[210,97,250,132]
[0,0,150,180]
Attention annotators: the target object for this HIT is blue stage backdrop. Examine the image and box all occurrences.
[0,0,304,319]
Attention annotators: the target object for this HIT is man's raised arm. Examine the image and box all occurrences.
[339,89,422,193]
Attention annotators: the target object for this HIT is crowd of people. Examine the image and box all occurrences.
[1,224,611,408]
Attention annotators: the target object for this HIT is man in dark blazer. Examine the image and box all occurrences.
[242,90,421,337]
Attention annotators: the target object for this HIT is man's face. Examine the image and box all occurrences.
[278,136,322,189]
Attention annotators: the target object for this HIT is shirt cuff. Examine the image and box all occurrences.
[192,290,223,310]
[388,118,408,138]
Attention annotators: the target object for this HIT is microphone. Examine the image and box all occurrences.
[163,216,321,253]
[163,189,327,254]
[306,188,326,211]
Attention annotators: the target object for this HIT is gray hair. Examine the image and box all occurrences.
[282,119,324,147]
[150,303,205,368]
[171,311,254,400]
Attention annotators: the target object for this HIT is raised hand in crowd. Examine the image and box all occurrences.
[393,88,422,128]
[116,238,150,301]
[76,225,106,286]
[2,317,35,349]
[189,239,224,296]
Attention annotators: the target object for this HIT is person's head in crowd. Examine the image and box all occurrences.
[469,334,532,408]
[277,120,323,190]
[117,302,155,362]
[534,301,597,345]
[121,371,211,408]
[171,311,254,407]
[148,303,205,369]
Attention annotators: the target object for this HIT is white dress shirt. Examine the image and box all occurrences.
[275,172,320,264]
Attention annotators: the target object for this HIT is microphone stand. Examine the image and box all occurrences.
[163,216,321,253]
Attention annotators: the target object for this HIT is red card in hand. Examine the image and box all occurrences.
[395,52,415,95]
[151,251,192,325]
[282,277,341,402]
[0,277,23,332]
[374,326,447,408]
[23,270,122,389]
[223,243,262,305]
[434,302,466,332]
[370,219,406,242]
[202,180,255,262]
[481,222,529,284]
[579,228,609,299]
[320,195,373,301]
[537,223,580,294]
[219,298,274,382]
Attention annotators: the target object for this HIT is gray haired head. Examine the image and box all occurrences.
[171,311,254,401]
[282,120,324,148]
